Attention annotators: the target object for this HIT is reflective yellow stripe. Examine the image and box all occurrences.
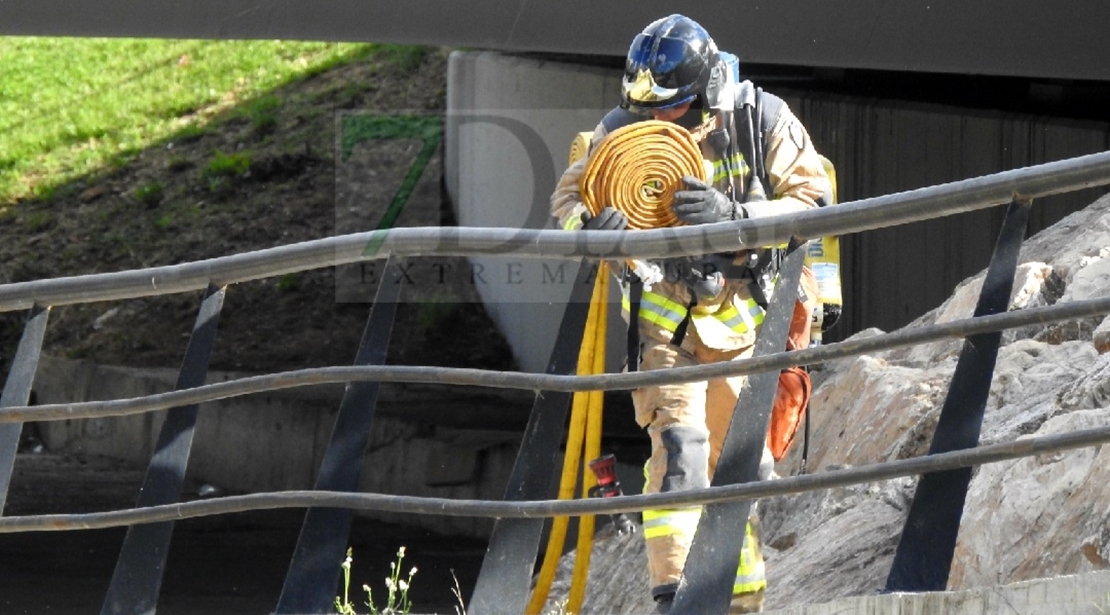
[712,153,749,183]
[642,507,701,540]
[623,277,779,337]
[734,562,767,594]
[642,511,766,591]
[562,215,583,231]
[734,521,767,593]
[622,290,688,332]
[714,299,765,334]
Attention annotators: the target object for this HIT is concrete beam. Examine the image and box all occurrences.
[0,1,1108,82]
[444,50,628,374]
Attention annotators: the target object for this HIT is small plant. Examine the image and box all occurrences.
[243,94,282,135]
[336,549,358,615]
[30,183,57,201]
[275,272,300,292]
[172,123,207,144]
[450,572,467,615]
[206,150,252,178]
[378,44,428,73]
[135,181,165,207]
[204,150,253,193]
[335,546,418,615]
[24,211,54,232]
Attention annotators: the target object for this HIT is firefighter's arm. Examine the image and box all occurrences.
[550,122,611,230]
[742,105,831,219]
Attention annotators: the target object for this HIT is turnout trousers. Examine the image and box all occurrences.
[633,328,772,613]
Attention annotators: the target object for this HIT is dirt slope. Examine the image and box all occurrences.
[0,47,515,380]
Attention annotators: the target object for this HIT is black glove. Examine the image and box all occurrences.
[672,176,747,225]
[581,206,627,231]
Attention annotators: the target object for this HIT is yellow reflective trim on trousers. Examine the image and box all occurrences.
[734,561,767,594]
[622,290,687,332]
[562,215,583,231]
[734,521,767,593]
[642,507,700,540]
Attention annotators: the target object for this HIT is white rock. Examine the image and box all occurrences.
[1094,315,1110,354]
[951,409,1110,589]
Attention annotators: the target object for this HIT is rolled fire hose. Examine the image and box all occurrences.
[578,120,708,229]
[568,131,593,167]
[526,262,609,615]
[578,119,709,285]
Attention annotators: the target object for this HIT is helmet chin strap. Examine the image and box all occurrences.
[673,102,719,143]
[673,105,706,129]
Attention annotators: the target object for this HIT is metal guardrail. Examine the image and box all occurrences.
[1,150,1109,613]
[2,292,1110,423]
[3,420,1109,532]
[1,150,1109,312]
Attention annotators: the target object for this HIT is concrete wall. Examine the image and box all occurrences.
[445,51,1110,371]
[444,50,629,374]
[29,356,526,539]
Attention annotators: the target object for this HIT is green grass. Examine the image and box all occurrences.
[0,38,381,205]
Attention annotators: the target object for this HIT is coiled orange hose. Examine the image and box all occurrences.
[579,120,707,230]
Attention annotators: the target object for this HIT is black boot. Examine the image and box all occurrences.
[654,592,675,614]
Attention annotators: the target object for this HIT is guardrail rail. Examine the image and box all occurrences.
[1,151,1109,614]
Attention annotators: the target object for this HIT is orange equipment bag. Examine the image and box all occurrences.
[767,266,818,461]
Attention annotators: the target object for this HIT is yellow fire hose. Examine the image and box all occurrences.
[567,265,607,613]
[526,263,609,615]
[528,122,706,613]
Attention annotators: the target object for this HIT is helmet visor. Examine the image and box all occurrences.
[622,33,703,110]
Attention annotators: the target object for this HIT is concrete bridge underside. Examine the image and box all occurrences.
[1,0,1108,84]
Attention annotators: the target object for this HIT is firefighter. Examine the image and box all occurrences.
[551,14,831,614]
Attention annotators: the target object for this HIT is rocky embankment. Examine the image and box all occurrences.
[540,192,1110,613]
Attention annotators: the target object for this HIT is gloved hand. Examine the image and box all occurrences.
[672,176,747,225]
[581,206,628,231]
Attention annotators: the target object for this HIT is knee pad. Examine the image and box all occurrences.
[660,426,710,492]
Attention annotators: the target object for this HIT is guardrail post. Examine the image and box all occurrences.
[467,259,595,615]
[884,197,1032,592]
[275,256,403,614]
[100,284,225,615]
[0,305,50,514]
[669,244,807,615]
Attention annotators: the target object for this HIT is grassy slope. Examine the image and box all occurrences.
[0,38,381,206]
[0,39,515,375]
